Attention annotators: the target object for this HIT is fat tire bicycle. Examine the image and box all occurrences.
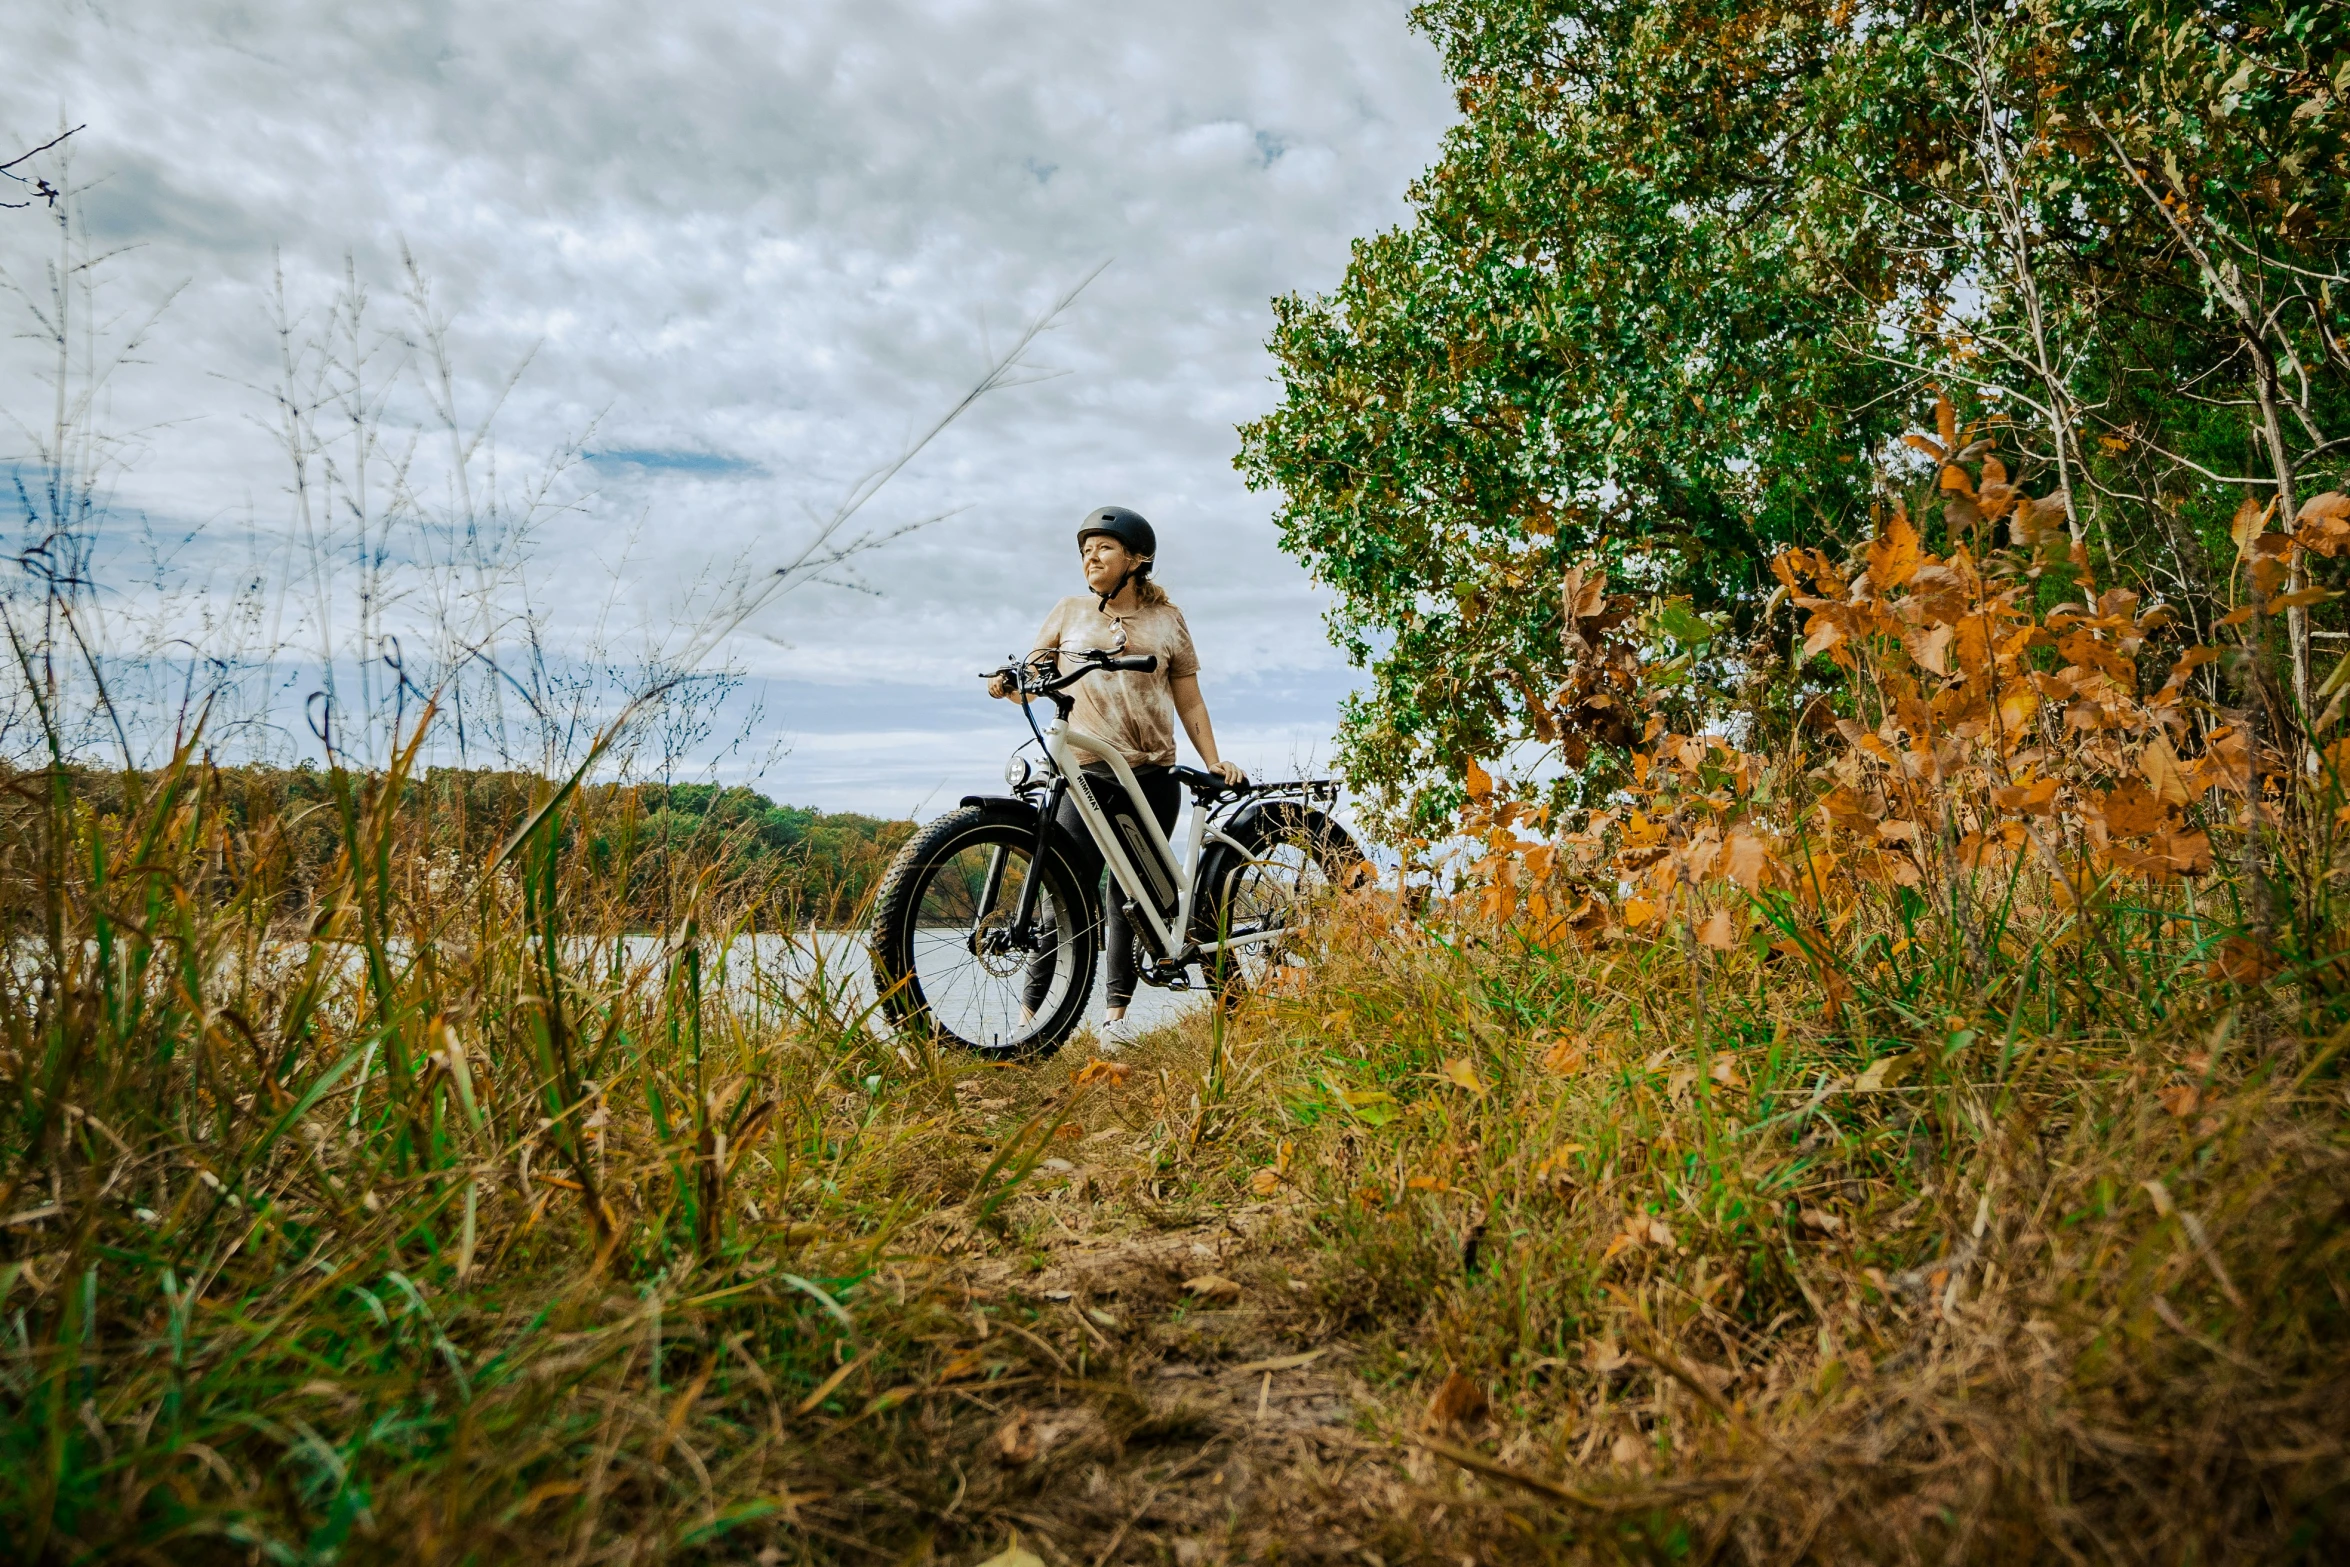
[868,647,1365,1057]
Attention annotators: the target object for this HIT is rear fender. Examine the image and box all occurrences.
[1191,800,1339,941]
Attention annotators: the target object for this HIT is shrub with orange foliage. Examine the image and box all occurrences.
[1453,396,2350,1009]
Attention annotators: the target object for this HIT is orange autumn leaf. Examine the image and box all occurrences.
[1867,509,1922,590]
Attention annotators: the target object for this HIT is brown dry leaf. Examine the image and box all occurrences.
[2207,937,2281,987]
[1563,562,1608,622]
[1799,1207,1844,1235]
[1623,897,1657,930]
[1697,908,1736,950]
[1247,1167,1283,1197]
[1540,1037,1587,1074]
[1993,778,2058,816]
[1908,621,1954,676]
[1182,1274,1243,1303]
[1465,758,1494,802]
[2230,494,2276,561]
[1439,1057,1488,1096]
[2097,780,2170,838]
[1709,1055,1742,1087]
[2298,490,2350,527]
[994,1413,1039,1465]
[2157,1082,2201,1119]
[1424,1369,1490,1431]
[1935,392,1958,450]
[1854,1053,1913,1092]
[1868,509,1923,589]
[2141,734,2191,805]
[1071,1059,1131,1088]
[2269,586,2334,611]
[1723,830,1769,891]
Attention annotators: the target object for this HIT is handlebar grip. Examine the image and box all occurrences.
[1103,653,1158,673]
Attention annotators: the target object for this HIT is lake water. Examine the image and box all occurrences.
[612,930,1205,1040]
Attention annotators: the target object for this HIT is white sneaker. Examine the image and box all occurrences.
[1097,1016,1140,1053]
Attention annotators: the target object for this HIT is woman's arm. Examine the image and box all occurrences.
[1171,675,1246,784]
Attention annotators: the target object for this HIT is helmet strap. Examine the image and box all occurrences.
[1095,558,1149,616]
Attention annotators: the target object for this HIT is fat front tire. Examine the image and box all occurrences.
[1198,803,1365,1003]
[869,805,1098,1059]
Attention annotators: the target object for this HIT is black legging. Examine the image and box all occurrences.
[1023,764,1183,1013]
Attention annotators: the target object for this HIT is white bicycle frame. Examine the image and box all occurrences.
[1041,713,1285,959]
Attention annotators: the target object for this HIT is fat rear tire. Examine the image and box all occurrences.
[1196,803,1365,1004]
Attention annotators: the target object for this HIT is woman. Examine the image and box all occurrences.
[988,505,1246,1047]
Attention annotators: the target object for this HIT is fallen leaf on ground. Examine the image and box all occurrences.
[993,1413,1037,1465]
[1698,908,1736,949]
[1799,1207,1843,1235]
[976,1541,1046,1567]
[1853,1053,1913,1092]
[1072,1059,1130,1087]
[1182,1274,1242,1302]
[1439,1057,1487,1096]
[1423,1368,1489,1431]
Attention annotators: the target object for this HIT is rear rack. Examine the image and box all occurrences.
[1166,766,1340,806]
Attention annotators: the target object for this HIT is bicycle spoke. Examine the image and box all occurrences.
[911,842,1077,1049]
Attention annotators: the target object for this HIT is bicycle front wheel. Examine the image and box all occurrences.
[869,805,1099,1058]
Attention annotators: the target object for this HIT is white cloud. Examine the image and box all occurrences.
[0,0,1453,810]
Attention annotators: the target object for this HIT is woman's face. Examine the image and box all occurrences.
[1080,535,1138,598]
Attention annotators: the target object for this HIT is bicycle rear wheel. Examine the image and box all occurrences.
[1197,802,1366,1002]
[869,805,1098,1058]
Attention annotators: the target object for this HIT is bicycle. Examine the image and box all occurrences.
[868,647,1366,1057]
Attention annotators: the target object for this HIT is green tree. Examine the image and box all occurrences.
[1240,0,2349,828]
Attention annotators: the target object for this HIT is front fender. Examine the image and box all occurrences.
[951,795,1098,896]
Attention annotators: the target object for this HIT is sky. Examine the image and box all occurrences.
[0,0,1456,817]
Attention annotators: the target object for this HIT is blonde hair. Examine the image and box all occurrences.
[1133,575,1169,608]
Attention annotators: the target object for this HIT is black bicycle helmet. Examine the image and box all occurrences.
[1076,505,1156,560]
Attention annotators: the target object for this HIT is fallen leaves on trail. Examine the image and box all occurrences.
[1182,1274,1243,1303]
[1423,1368,1490,1432]
[1603,1215,1679,1260]
[1854,1053,1914,1093]
[1072,1059,1130,1088]
[1248,1139,1294,1195]
[993,1413,1038,1466]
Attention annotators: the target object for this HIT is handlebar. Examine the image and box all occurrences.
[984,648,1157,698]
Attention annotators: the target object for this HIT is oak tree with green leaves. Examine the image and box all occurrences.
[1240,0,2350,828]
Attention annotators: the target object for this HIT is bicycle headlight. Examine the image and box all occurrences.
[1004,752,1034,791]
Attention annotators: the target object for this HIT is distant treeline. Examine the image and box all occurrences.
[9,762,911,928]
